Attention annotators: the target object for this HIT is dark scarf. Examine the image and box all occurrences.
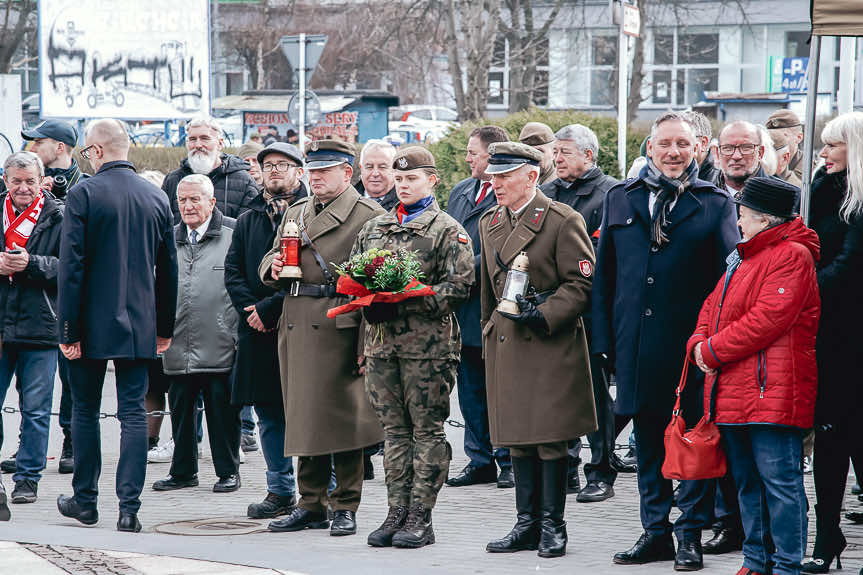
[263,186,299,225]
[642,158,699,248]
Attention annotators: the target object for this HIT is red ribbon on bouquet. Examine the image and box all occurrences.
[325,275,435,318]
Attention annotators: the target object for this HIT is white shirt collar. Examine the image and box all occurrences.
[188,213,213,243]
[511,190,537,216]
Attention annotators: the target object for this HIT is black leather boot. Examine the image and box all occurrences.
[537,457,568,558]
[487,456,540,553]
[367,505,408,547]
[392,502,435,548]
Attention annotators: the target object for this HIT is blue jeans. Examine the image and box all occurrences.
[721,425,807,575]
[69,359,148,513]
[456,346,510,470]
[255,403,295,497]
[241,405,256,436]
[0,345,57,483]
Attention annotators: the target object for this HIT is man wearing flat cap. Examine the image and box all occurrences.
[480,141,597,559]
[226,142,308,520]
[259,139,385,537]
[766,109,805,182]
[519,122,557,186]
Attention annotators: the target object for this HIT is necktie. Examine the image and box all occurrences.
[190,229,198,245]
[476,182,491,205]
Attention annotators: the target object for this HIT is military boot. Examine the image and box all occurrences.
[537,457,568,558]
[367,505,408,547]
[391,502,434,548]
[487,456,540,552]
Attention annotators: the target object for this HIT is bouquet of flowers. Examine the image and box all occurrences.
[326,248,435,319]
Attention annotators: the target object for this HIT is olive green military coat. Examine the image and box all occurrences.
[479,190,598,446]
[259,187,385,456]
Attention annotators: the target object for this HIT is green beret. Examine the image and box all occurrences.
[393,146,436,171]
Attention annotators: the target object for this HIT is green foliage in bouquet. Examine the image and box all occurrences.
[334,248,425,292]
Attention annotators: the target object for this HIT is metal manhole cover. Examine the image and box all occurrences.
[154,516,270,536]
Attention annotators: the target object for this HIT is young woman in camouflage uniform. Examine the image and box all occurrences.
[353,146,475,549]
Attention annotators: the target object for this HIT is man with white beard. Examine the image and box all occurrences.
[162,116,259,224]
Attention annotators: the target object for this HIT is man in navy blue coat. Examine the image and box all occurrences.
[444,125,512,489]
[593,112,739,569]
[57,119,178,533]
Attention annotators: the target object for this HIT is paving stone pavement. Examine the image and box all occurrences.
[0,368,859,574]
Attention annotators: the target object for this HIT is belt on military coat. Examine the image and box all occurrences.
[286,282,337,298]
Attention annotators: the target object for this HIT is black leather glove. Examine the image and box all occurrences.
[498,294,549,335]
[362,302,399,324]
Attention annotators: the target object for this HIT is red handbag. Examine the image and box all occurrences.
[661,359,727,480]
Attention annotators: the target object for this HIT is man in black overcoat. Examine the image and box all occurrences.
[444,125,512,489]
[225,142,308,519]
[593,112,739,569]
[57,119,178,533]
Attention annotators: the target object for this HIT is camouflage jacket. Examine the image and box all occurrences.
[352,199,475,360]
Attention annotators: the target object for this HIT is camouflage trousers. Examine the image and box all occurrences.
[364,357,455,509]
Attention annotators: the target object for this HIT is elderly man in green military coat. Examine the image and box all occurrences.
[479,142,597,559]
[259,139,385,537]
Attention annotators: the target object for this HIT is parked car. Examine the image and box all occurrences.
[388,105,458,143]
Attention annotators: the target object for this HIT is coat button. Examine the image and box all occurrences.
[312,324,319,330]
[499,335,505,342]
[645,308,653,317]
[647,276,654,285]
[651,245,659,253]
[626,218,633,224]
[287,323,294,330]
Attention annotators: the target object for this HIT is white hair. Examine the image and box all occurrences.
[177,174,214,199]
[757,126,777,176]
[186,115,223,137]
[360,139,397,165]
[822,111,863,222]
[554,124,599,160]
[3,151,44,177]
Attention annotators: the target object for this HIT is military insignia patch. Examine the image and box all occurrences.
[490,208,502,227]
[457,233,469,244]
[531,207,545,225]
[397,157,408,169]
[579,260,592,277]
[310,140,319,151]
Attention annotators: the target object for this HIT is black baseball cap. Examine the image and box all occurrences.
[22,120,79,148]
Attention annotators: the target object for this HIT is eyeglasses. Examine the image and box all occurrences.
[262,161,296,173]
[80,144,101,160]
[719,144,758,157]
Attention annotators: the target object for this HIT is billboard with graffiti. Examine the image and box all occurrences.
[39,0,210,119]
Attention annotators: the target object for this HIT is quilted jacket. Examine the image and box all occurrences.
[686,218,820,428]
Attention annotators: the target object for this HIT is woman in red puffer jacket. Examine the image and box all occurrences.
[687,176,820,575]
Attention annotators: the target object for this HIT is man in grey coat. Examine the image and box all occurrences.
[152,175,241,494]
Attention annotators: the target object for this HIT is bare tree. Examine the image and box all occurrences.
[499,0,563,113]
[0,0,36,74]
[222,0,297,90]
[442,0,502,121]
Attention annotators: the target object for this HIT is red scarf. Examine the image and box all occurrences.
[3,192,44,251]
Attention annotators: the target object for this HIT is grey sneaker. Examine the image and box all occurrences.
[11,479,37,504]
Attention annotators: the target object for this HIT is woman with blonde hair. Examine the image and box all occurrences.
[803,111,863,573]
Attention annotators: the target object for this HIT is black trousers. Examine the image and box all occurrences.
[813,417,863,536]
[168,373,240,479]
[69,359,148,513]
